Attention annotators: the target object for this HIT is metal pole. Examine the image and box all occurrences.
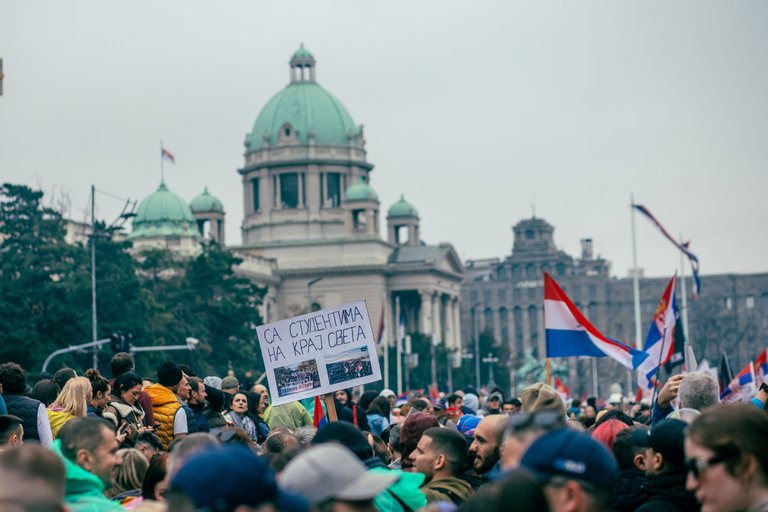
[383,293,390,391]
[44,338,110,373]
[430,334,437,388]
[678,234,691,345]
[592,358,599,398]
[396,296,402,395]
[631,195,643,350]
[91,185,98,369]
[473,305,481,391]
[447,350,454,392]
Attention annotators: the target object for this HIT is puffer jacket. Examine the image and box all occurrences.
[144,384,181,450]
[47,408,75,439]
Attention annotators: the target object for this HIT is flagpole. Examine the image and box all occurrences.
[383,292,390,391]
[678,233,691,346]
[631,194,642,350]
[160,140,164,184]
[396,295,402,396]
[546,359,551,387]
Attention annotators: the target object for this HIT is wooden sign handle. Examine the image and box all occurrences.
[323,393,338,422]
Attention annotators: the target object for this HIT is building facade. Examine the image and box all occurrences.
[461,216,768,396]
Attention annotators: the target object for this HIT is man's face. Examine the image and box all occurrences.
[469,417,502,474]
[177,376,191,401]
[136,442,157,462]
[254,384,269,403]
[502,403,517,414]
[83,427,122,485]
[487,398,500,410]
[450,397,462,409]
[409,435,439,482]
[190,382,206,405]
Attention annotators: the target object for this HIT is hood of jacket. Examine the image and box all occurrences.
[639,468,699,512]
[144,383,177,407]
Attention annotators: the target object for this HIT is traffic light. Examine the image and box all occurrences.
[110,332,131,353]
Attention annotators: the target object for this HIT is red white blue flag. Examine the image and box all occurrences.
[633,204,701,297]
[755,348,768,386]
[544,273,647,369]
[720,362,756,403]
[161,147,176,163]
[637,275,678,390]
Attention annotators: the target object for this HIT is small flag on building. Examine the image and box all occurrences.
[161,147,176,163]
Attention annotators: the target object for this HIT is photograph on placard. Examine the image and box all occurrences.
[275,359,321,398]
[326,345,374,385]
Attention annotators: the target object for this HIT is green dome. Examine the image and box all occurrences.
[292,43,314,60]
[345,181,378,202]
[190,187,224,213]
[246,50,360,152]
[388,195,418,218]
[129,183,199,240]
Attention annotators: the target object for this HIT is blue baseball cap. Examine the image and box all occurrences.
[170,446,308,512]
[457,414,482,437]
[521,429,618,490]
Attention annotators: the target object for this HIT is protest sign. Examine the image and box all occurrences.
[256,300,382,406]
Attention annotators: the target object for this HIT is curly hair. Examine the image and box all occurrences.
[0,363,27,394]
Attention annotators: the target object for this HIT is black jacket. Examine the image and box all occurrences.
[4,393,42,442]
[613,468,649,512]
[635,469,700,512]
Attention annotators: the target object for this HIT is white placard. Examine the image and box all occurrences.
[256,300,382,406]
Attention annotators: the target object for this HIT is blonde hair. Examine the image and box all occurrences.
[107,448,149,498]
[50,376,90,417]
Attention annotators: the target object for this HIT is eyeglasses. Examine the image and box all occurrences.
[685,449,738,480]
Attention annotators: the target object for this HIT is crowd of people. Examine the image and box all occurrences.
[0,353,767,512]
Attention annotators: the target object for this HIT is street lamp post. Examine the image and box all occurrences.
[472,303,481,391]
[482,353,499,388]
[307,277,323,312]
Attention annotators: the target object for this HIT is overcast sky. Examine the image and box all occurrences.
[2,1,766,282]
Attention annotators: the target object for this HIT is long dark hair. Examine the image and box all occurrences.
[115,371,143,395]
[30,379,58,407]
[367,396,390,418]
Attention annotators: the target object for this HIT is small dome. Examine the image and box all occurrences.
[129,183,199,240]
[345,181,378,202]
[292,43,314,60]
[190,187,224,213]
[387,195,418,218]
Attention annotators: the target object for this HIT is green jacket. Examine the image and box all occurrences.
[52,440,124,512]
[370,467,427,512]
[264,402,312,430]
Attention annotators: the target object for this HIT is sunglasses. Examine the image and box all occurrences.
[685,449,738,480]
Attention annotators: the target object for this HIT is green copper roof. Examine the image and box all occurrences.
[129,183,200,240]
[190,187,224,213]
[388,195,418,218]
[345,181,378,202]
[292,43,314,60]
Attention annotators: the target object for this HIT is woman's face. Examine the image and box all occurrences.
[94,385,111,408]
[232,393,249,414]
[122,384,142,406]
[684,438,746,512]
[335,390,348,405]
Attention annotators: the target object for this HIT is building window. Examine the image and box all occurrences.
[280,173,299,209]
[326,173,341,207]
[526,230,535,240]
[484,290,492,303]
[726,297,733,310]
[746,296,754,309]
[251,178,259,212]
[352,209,367,231]
[484,308,494,333]
[498,288,506,303]
[470,290,478,302]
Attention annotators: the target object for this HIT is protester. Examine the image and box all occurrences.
[144,362,189,449]
[265,401,313,430]
[135,431,163,462]
[104,370,149,444]
[685,404,768,512]
[400,410,440,472]
[52,367,77,392]
[0,444,67,511]
[0,362,54,446]
[652,372,720,425]
[521,429,618,512]
[281,443,398,512]
[460,470,550,512]
[185,376,210,432]
[468,415,507,479]
[106,447,148,503]
[501,410,564,470]
[31,378,59,407]
[47,376,91,438]
[167,445,308,512]
[85,368,111,418]
[263,428,302,471]
[520,383,566,418]
[0,414,24,447]
[366,395,391,436]
[224,391,262,443]
[591,418,629,451]
[480,392,503,416]
[611,426,649,512]
[410,426,474,505]
[53,416,124,511]
[141,452,169,503]
[502,398,521,414]
[110,352,154,427]
[632,419,698,512]
[387,423,404,469]
[462,393,480,415]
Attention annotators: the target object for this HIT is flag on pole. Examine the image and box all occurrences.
[632,204,701,297]
[161,147,176,163]
[376,300,387,352]
[718,352,735,393]
[637,276,678,391]
[313,395,327,428]
[720,362,756,403]
[544,273,648,369]
[755,348,768,385]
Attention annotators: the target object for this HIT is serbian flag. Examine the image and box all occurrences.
[161,147,176,163]
[755,348,768,385]
[544,273,647,369]
[720,362,757,403]
[637,275,678,390]
[313,395,327,428]
[376,300,387,353]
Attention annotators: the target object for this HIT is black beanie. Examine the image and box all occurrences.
[311,421,372,461]
[157,362,183,387]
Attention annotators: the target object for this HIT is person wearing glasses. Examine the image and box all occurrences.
[685,404,768,512]
[632,419,699,512]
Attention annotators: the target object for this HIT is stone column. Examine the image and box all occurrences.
[432,293,442,345]
[493,308,502,345]
[522,307,531,355]
[537,306,546,358]
[297,173,304,208]
[419,290,432,335]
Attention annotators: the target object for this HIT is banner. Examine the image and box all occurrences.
[256,300,382,406]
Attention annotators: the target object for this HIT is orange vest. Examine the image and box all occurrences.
[144,384,181,450]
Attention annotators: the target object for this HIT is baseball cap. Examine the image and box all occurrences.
[170,446,307,512]
[457,414,482,437]
[631,419,687,467]
[280,444,399,505]
[521,429,618,490]
[221,376,239,390]
[488,392,503,403]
